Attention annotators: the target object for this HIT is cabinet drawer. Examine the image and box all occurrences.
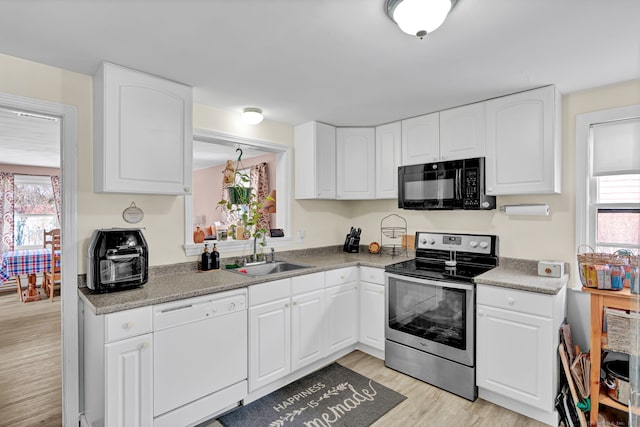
[105,306,153,343]
[359,266,385,284]
[325,267,358,287]
[477,285,553,318]
[292,272,324,295]
[249,278,290,306]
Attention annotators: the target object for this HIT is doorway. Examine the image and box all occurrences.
[0,93,78,426]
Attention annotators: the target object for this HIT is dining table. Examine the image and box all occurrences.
[0,248,58,302]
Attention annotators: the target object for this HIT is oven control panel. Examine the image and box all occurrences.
[415,232,496,255]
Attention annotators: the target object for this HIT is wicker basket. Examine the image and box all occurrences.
[604,307,640,354]
[577,245,634,289]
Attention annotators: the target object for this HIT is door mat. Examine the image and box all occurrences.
[218,363,406,427]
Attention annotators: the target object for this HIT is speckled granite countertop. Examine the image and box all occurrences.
[474,257,569,295]
[79,249,569,315]
[79,247,407,315]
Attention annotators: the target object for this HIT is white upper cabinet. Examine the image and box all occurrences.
[485,85,561,195]
[93,62,193,195]
[401,112,439,165]
[336,127,376,199]
[439,103,486,161]
[294,121,336,199]
[375,121,402,199]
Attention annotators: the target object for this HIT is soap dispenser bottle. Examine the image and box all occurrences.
[212,243,220,270]
[201,244,211,271]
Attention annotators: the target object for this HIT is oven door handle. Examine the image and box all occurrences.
[384,272,475,292]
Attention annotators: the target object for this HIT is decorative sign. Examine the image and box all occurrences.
[122,202,144,224]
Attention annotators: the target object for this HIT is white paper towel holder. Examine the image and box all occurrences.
[500,204,550,216]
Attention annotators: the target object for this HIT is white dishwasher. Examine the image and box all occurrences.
[153,288,247,425]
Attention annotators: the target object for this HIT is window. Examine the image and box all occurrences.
[14,175,58,249]
[184,128,292,256]
[576,106,640,261]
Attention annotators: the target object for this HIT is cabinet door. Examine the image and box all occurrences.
[485,86,560,195]
[336,127,376,199]
[375,121,402,199]
[248,298,291,391]
[401,113,439,165]
[476,304,553,411]
[105,334,153,427]
[291,289,326,371]
[94,62,193,195]
[439,103,485,160]
[325,283,359,354]
[294,121,336,199]
[359,282,385,351]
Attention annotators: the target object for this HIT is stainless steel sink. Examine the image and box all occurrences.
[228,261,314,277]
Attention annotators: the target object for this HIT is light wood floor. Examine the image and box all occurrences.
[208,350,550,427]
[0,288,62,427]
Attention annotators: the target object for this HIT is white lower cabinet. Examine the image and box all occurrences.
[476,284,566,426]
[358,266,385,353]
[83,305,154,427]
[325,283,359,353]
[291,288,326,371]
[248,278,292,392]
[247,268,362,397]
[106,335,153,427]
[325,267,359,354]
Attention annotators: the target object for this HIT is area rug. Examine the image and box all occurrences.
[218,363,406,427]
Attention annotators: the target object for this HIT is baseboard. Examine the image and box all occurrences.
[355,343,384,360]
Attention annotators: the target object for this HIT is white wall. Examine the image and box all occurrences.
[2,52,639,282]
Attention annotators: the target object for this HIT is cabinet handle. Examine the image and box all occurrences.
[293,301,298,306]
[123,321,134,329]
[139,341,150,350]
[184,187,191,193]
[478,310,485,317]
[507,297,515,306]
[488,187,493,192]
[285,303,289,308]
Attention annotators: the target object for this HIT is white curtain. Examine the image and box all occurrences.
[50,175,61,224]
[0,172,15,252]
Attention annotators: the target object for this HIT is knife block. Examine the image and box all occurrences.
[343,234,360,253]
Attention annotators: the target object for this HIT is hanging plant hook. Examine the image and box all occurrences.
[236,147,243,161]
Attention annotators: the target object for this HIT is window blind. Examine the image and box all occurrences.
[591,117,640,176]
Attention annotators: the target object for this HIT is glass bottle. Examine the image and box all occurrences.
[212,243,220,270]
[201,244,211,271]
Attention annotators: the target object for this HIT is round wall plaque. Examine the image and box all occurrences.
[123,202,144,224]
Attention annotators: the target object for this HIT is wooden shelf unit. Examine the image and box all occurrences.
[582,287,639,424]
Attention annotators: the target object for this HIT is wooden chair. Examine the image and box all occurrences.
[43,228,61,302]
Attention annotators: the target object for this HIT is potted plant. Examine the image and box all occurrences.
[217,149,274,260]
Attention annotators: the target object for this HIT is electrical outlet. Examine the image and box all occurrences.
[296,229,305,242]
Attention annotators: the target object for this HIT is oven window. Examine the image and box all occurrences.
[388,278,466,350]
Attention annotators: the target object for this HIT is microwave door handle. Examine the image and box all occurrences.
[456,169,463,200]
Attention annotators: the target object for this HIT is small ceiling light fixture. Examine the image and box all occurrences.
[385,0,457,39]
[242,107,264,125]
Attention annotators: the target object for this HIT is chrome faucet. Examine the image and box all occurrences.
[270,247,275,263]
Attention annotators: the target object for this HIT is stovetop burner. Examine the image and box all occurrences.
[385,258,496,282]
[384,231,499,283]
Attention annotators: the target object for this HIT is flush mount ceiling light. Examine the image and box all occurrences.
[242,107,263,125]
[385,0,457,39]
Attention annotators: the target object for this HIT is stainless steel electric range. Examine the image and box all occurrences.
[384,231,499,401]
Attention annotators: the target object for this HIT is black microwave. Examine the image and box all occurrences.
[398,157,496,210]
